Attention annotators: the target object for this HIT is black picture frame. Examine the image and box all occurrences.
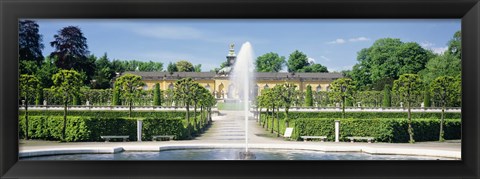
[1,0,479,178]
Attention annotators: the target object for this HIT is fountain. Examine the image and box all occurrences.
[230,42,256,159]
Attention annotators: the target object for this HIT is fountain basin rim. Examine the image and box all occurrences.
[19,143,461,159]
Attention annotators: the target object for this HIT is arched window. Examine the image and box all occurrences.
[326,85,330,92]
[316,85,322,92]
[143,85,149,90]
[264,84,269,90]
[205,84,211,91]
[168,83,174,90]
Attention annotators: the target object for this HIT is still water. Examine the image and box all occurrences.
[21,149,455,160]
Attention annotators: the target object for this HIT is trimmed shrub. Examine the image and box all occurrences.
[291,118,461,143]
[142,118,186,140]
[19,116,137,142]
[261,111,461,120]
[19,110,186,119]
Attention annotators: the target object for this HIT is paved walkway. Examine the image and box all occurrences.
[19,110,461,159]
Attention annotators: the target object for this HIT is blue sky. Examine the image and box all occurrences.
[32,19,460,72]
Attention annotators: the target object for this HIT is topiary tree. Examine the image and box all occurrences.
[423,85,431,108]
[112,85,121,105]
[174,78,195,138]
[304,85,313,107]
[153,83,162,106]
[19,74,40,140]
[430,76,460,141]
[115,74,145,118]
[279,83,297,127]
[393,74,423,143]
[51,70,83,141]
[382,84,392,107]
[329,78,356,118]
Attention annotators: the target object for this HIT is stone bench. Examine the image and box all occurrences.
[301,136,328,142]
[100,135,129,142]
[346,136,375,143]
[152,135,175,141]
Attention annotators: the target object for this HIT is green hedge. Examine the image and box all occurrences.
[19,110,185,119]
[261,111,461,120]
[19,116,137,142]
[291,118,461,143]
[19,112,210,141]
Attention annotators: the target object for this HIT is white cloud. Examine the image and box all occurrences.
[329,65,353,72]
[133,26,204,40]
[348,37,370,42]
[320,56,331,62]
[327,37,370,44]
[431,46,448,55]
[308,57,316,64]
[420,41,435,48]
[327,38,346,44]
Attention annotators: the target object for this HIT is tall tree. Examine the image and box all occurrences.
[19,20,44,65]
[329,78,356,118]
[393,74,423,143]
[115,74,145,118]
[174,78,195,138]
[51,70,83,141]
[447,30,461,59]
[423,85,431,108]
[255,52,286,72]
[153,83,162,106]
[92,53,115,89]
[300,63,328,73]
[112,85,122,105]
[382,84,392,107]
[430,76,461,141]
[304,85,313,107]
[287,50,309,72]
[176,60,194,72]
[349,38,431,89]
[194,64,202,72]
[167,62,178,74]
[419,53,460,84]
[19,74,40,140]
[50,26,94,84]
[279,83,297,127]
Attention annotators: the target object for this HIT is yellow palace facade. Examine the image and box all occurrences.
[122,44,342,100]
[124,71,343,100]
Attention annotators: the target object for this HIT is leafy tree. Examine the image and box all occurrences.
[430,76,461,141]
[382,84,392,107]
[300,63,328,73]
[153,83,162,106]
[423,85,431,108]
[287,50,309,72]
[255,52,286,72]
[190,83,204,131]
[115,74,145,117]
[51,70,83,140]
[419,53,460,84]
[167,62,178,74]
[393,74,423,143]
[304,85,313,107]
[176,60,194,72]
[329,78,356,118]
[194,64,202,72]
[50,26,94,85]
[19,20,44,65]
[92,53,115,89]
[350,38,431,89]
[447,30,461,59]
[19,74,40,140]
[112,85,122,105]
[174,78,195,138]
[278,83,297,127]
